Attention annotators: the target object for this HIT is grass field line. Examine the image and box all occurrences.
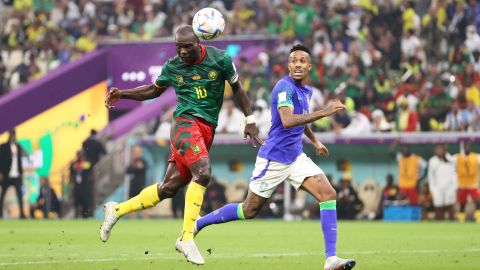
[1,248,480,266]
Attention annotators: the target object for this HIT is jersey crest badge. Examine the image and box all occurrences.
[259,182,268,192]
[208,70,218,80]
[192,144,202,155]
[176,75,185,86]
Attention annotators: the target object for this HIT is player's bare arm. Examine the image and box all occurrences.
[231,81,264,147]
[104,84,168,108]
[304,125,329,157]
[278,100,345,129]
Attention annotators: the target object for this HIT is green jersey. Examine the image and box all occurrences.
[154,45,239,127]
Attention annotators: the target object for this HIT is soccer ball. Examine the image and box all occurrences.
[192,7,225,40]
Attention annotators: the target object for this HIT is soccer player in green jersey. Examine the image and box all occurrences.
[100,26,263,265]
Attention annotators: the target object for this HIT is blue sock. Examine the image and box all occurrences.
[196,203,245,232]
[320,200,337,258]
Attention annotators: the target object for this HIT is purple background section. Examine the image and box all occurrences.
[0,49,108,134]
[101,88,176,140]
[106,38,276,110]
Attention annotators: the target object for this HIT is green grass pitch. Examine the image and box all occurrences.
[0,220,479,269]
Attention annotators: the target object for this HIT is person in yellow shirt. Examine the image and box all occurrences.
[396,145,427,204]
[451,142,480,223]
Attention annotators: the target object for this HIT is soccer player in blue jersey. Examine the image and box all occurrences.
[195,44,356,270]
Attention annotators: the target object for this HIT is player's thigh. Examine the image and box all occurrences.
[242,189,269,219]
[159,162,190,199]
[470,188,480,201]
[249,156,289,199]
[289,153,334,201]
[171,117,212,183]
[457,188,468,204]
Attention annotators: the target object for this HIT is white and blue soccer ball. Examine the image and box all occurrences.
[192,7,225,40]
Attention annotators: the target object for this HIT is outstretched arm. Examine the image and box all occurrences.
[105,84,168,108]
[278,100,345,129]
[231,81,264,147]
[304,125,329,157]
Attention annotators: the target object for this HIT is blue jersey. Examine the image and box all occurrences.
[258,76,312,164]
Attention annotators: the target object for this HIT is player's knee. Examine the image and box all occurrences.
[322,185,337,201]
[193,170,211,186]
[158,184,176,199]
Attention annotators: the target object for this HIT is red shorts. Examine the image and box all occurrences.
[168,116,214,181]
[399,187,418,205]
[457,188,480,204]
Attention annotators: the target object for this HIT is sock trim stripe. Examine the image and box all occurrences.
[320,200,336,210]
[237,203,245,220]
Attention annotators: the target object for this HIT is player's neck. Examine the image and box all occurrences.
[289,75,306,86]
[191,45,206,64]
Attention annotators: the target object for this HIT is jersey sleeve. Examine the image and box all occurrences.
[154,62,171,88]
[223,54,239,84]
[276,85,294,108]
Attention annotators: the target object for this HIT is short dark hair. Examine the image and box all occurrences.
[290,44,311,56]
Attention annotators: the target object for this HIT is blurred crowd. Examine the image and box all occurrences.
[216,0,480,134]
[1,0,480,135]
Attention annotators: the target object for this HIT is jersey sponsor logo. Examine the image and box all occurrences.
[192,75,202,80]
[259,182,268,192]
[176,75,185,86]
[192,144,202,155]
[208,70,218,80]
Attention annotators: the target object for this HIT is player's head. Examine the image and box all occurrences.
[175,25,201,64]
[401,144,410,156]
[464,141,472,154]
[288,44,312,84]
[434,144,446,157]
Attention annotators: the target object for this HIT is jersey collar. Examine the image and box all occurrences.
[192,45,206,65]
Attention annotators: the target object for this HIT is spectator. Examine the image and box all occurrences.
[465,25,480,53]
[0,130,27,219]
[395,98,419,132]
[30,177,61,219]
[465,101,480,131]
[371,109,393,133]
[345,64,366,106]
[253,99,271,138]
[82,129,106,167]
[451,142,480,223]
[323,41,349,73]
[336,177,363,220]
[396,145,427,205]
[381,174,399,206]
[428,144,457,221]
[70,150,93,218]
[202,177,227,214]
[444,101,468,131]
[401,28,421,60]
[126,146,148,219]
[171,187,185,219]
[216,99,244,134]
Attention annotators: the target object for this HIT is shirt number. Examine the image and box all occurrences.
[195,85,207,99]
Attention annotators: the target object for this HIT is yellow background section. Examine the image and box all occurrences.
[0,81,108,195]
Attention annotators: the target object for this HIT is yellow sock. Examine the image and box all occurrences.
[457,212,466,223]
[475,211,480,224]
[114,184,160,218]
[181,181,206,241]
